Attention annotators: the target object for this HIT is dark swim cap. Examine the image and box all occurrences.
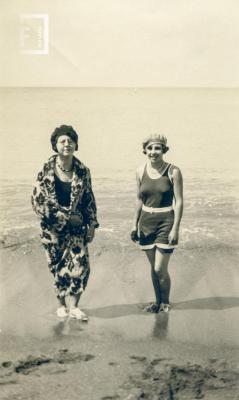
[51,125,78,152]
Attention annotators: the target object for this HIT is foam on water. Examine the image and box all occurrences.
[0,172,238,251]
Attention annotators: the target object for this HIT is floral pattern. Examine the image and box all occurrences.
[31,155,99,300]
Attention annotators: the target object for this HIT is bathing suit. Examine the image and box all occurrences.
[138,163,176,252]
[54,174,71,207]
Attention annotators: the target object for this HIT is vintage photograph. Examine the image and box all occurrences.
[0,1,239,399]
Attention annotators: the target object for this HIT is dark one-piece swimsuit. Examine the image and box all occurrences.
[138,163,176,252]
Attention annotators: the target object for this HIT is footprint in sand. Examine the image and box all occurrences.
[0,350,95,381]
[125,359,239,400]
[129,355,147,363]
[108,361,119,366]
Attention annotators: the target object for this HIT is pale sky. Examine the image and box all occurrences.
[1,0,239,86]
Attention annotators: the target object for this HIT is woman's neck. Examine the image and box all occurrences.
[57,155,73,169]
[148,159,165,170]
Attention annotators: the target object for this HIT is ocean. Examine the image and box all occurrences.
[0,88,239,251]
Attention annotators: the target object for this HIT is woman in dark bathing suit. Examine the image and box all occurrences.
[131,134,183,313]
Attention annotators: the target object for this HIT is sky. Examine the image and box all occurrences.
[1,0,239,87]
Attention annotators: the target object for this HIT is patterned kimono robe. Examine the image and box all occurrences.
[31,155,99,300]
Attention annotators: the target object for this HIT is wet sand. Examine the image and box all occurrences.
[0,235,239,399]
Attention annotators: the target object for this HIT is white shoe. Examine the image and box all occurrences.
[159,303,171,313]
[56,306,68,318]
[69,307,88,321]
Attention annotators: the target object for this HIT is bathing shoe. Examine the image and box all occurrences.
[143,303,160,313]
[56,306,68,318]
[69,307,88,321]
[159,303,171,313]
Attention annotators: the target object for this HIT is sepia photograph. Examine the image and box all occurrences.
[0,1,239,399]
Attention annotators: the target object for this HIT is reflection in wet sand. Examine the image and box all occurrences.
[53,316,89,337]
[53,318,71,337]
[152,312,169,339]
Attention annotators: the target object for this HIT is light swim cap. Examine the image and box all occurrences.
[142,134,169,153]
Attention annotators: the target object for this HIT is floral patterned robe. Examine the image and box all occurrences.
[31,155,99,300]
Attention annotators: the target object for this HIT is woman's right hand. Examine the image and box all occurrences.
[69,214,82,227]
[130,229,139,242]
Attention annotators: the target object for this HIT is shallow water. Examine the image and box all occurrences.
[1,88,239,252]
[0,171,239,252]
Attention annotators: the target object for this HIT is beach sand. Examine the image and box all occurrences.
[0,233,239,400]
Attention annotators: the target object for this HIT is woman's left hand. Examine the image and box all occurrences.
[168,228,179,245]
[69,214,82,227]
[86,225,95,243]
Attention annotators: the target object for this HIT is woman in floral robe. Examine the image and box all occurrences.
[31,125,99,320]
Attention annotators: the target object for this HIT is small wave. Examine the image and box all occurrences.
[99,227,114,232]
[0,222,38,233]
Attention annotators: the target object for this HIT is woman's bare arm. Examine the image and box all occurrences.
[131,170,143,240]
[168,166,183,244]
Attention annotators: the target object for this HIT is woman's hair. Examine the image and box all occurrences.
[142,134,169,154]
[50,125,78,152]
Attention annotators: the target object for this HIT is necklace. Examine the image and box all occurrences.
[156,161,165,172]
[57,161,73,172]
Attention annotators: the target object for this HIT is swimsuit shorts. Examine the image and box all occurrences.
[138,209,176,252]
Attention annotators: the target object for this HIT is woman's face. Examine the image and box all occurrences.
[56,135,76,156]
[145,142,164,163]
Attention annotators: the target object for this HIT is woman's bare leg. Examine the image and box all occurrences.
[145,248,161,306]
[75,292,82,307]
[69,293,82,309]
[154,249,171,304]
[58,296,66,307]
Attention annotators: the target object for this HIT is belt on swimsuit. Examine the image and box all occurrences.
[142,204,173,213]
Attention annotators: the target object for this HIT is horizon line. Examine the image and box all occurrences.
[0,86,239,90]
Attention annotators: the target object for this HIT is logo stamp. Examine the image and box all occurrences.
[20,14,48,55]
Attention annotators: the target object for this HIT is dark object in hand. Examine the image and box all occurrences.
[69,214,82,227]
[131,230,139,242]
